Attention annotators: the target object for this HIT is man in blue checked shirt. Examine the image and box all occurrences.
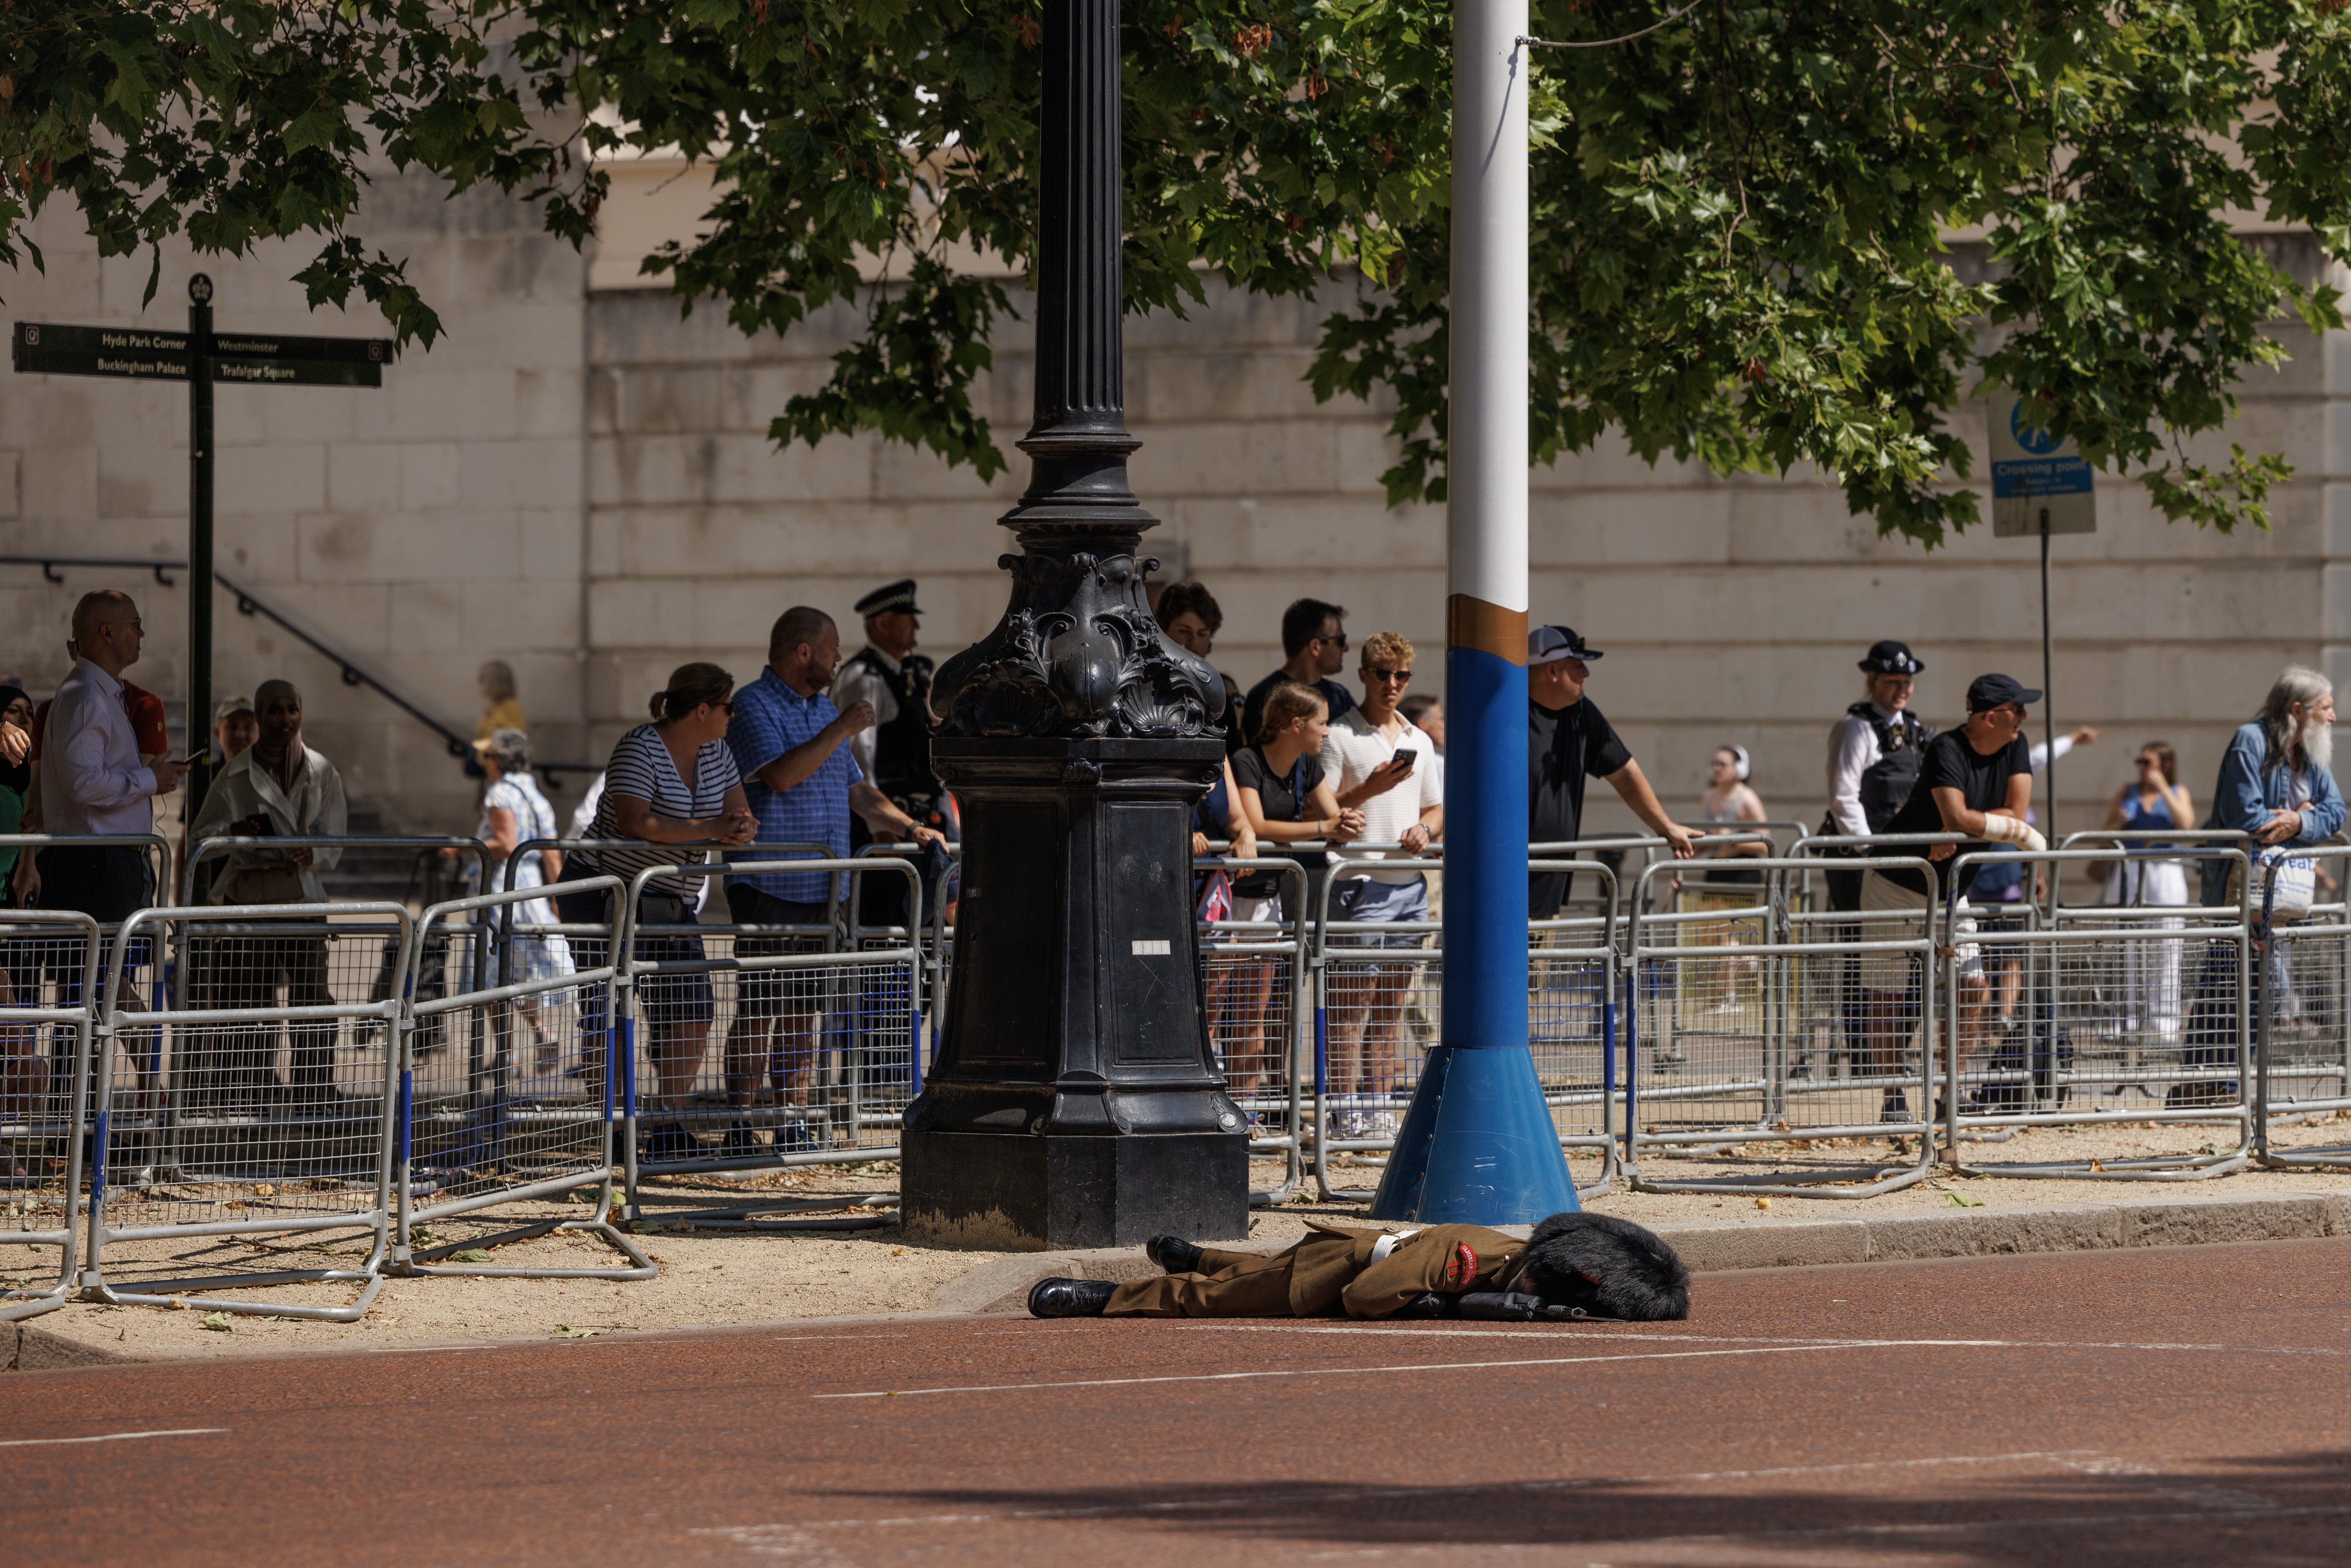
[719,606,946,1156]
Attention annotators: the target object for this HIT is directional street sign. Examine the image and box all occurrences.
[9,275,393,813]
[13,322,392,387]
[1987,385,2096,537]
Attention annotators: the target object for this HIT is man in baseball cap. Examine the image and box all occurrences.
[1527,624,1694,919]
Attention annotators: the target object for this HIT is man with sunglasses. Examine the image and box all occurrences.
[1240,598,1354,748]
[1319,631,1445,1136]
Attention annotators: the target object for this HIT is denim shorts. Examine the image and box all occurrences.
[1332,875,1431,951]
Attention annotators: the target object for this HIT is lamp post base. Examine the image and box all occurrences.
[902,1128,1250,1250]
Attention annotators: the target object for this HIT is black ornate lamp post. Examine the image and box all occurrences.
[900,0,1249,1249]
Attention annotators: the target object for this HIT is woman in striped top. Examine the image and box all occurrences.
[584,662,757,1163]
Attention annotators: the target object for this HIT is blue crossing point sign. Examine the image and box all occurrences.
[1986,386,2096,536]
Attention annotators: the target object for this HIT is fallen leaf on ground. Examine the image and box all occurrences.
[449,1249,493,1263]
[199,1312,234,1332]
[1945,1193,1985,1208]
[554,1324,601,1338]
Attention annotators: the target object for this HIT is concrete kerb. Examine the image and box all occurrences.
[929,1190,2351,1313]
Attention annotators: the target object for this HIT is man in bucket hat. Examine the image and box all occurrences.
[1527,625,1694,921]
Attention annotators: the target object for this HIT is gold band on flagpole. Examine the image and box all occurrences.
[1446,594,1528,665]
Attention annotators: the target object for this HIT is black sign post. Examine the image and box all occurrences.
[12,276,391,809]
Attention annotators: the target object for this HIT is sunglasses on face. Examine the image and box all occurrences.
[1319,632,1348,650]
[1365,666,1411,684]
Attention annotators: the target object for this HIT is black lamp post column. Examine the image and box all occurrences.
[900,0,1249,1249]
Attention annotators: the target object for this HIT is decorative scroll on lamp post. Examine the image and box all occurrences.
[898,0,1251,1248]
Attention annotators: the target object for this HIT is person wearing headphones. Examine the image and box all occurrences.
[1698,744,1769,885]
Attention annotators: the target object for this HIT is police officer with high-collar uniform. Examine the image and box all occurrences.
[833,580,946,927]
[1822,640,1934,912]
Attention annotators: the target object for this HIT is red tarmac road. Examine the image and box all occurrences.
[7,1237,2351,1566]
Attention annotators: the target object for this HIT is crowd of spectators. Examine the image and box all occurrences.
[5,575,2344,1157]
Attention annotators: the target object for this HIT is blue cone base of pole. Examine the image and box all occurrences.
[1366,1045,1579,1224]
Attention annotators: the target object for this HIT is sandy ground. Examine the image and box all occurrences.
[11,1113,2351,1363]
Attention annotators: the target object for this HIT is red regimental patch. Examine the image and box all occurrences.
[1441,1243,1478,1291]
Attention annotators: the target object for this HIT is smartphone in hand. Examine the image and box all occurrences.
[1390,748,1418,769]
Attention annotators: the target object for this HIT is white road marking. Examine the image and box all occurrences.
[1164,1322,2351,1357]
[693,1450,2106,1536]
[811,1341,1915,1399]
[0,1428,227,1449]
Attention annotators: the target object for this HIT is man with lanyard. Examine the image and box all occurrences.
[1858,674,2045,1123]
[1527,625,1694,924]
[832,579,947,931]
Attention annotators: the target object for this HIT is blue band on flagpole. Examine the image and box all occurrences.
[1439,643,1529,1049]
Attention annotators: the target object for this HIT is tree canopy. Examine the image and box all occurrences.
[6,1,2350,544]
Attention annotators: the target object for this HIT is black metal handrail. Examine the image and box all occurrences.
[0,553,600,790]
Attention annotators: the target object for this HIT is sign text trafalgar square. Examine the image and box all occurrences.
[9,274,392,809]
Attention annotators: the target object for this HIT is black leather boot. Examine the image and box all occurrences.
[1145,1234,1205,1274]
[1027,1277,1117,1318]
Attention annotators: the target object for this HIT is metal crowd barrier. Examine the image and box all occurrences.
[1937,846,2256,1180]
[1301,853,1623,1204]
[2257,844,2351,1168]
[1627,854,1945,1198]
[0,910,103,1322]
[1531,858,1621,1198]
[1311,854,1443,1199]
[77,902,411,1321]
[394,876,653,1279]
[616,858,923,1214]
[1194,856,1310,1205]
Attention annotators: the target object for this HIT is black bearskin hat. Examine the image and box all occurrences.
[1517,1212,1690,1321]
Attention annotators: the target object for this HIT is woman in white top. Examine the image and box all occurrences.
[476,728,575,1072]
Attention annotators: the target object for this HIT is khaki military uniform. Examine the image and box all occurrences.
[1104,1222,1532,1319]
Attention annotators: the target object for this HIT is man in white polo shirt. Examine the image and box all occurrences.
[1319,631,1444,1137]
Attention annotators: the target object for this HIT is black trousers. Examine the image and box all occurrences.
[38,844,148,926]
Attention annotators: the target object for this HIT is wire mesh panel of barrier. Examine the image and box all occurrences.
[2258,847,2351,1167]
[1195,856,1309,1205]
[1629,856,1943,1198]
[1941,848,2254,1180]
[394,877,653,1279]
[1310,856,1443,1202]
[617,859,923,1213]
[0,911,103,1322]
[78,903,410,1321]
[1529,859,1620,1201]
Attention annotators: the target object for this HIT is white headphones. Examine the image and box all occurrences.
[1727,744,1751,782]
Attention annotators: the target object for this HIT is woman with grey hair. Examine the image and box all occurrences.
[475,727,574,1071]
